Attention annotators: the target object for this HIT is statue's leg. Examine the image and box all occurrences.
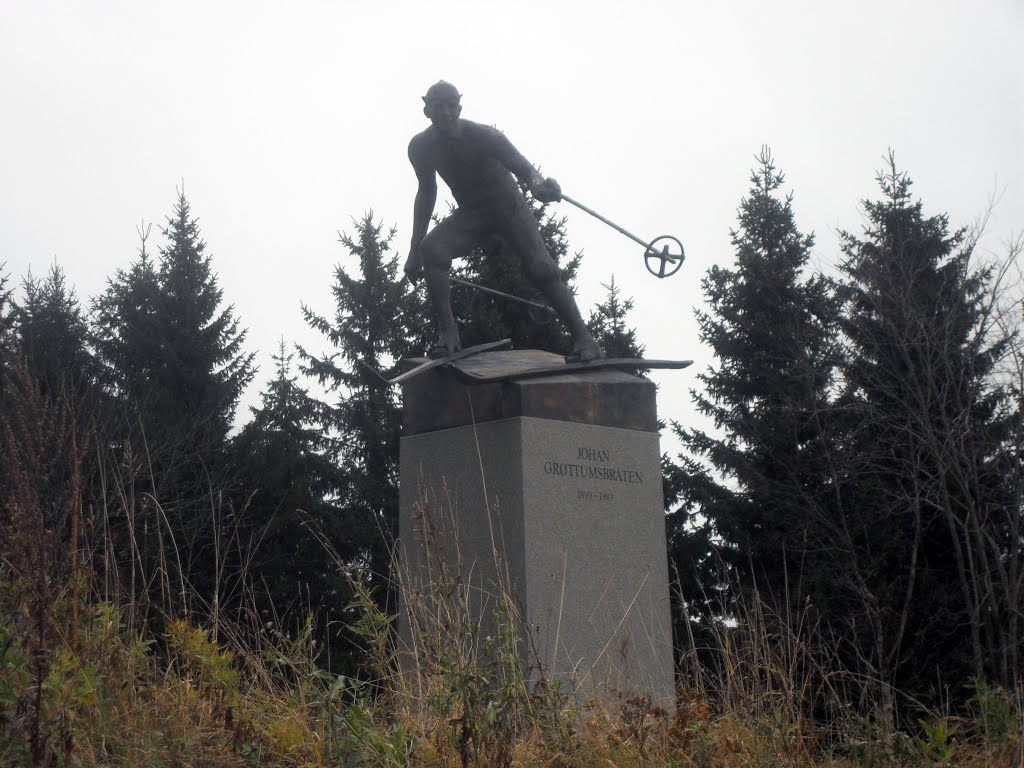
[419,208,484,357]
[497,197,605,361]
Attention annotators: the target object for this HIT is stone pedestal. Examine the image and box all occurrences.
[398,351,674,705]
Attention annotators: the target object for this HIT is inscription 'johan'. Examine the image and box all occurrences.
[578,446,610,462]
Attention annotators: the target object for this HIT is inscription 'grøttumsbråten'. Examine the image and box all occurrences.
[542,446,644,485]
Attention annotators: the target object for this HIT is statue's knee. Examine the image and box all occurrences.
[419,238,450,269]
[525,257,559,285]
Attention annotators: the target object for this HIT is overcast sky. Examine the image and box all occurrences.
[2,0,1021,442]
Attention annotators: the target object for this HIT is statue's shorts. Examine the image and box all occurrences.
[419,192,559,284]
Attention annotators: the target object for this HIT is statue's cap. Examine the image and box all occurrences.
[423,80,461,104]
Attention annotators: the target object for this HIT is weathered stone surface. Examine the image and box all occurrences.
[398,361,673,704]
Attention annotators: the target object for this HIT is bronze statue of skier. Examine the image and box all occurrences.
[404,80,604,361]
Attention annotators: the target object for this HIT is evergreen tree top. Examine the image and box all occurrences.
[587,276,645,363]
[13,263,97,402]
[92,191,255,444]
[246,337,329,453]
[838,153,1009,432]
[0,263,12,323]
[694,148,838,433]
[300,212,426,394]
[839,154,970,313]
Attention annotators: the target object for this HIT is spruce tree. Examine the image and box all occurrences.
[13,264,98,406]
[156,194,254,453]
[231,339,361,670]
[587,276,645,369]
[5,265,98,522]
[92,195,255,611]
[0,264,13,341]
[91,225,163,416]
[835,155,1020,703]
[0,265,16,514]
[0,264,97,583]
[0,263,16,399]
[299,214,429,603]
[673,149,841,616]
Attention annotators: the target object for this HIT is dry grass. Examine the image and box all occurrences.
[0,386,1020,766]
[1,541,1021,766]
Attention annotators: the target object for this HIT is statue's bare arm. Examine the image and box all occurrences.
[405,139,437,283]
[488,128,562,203]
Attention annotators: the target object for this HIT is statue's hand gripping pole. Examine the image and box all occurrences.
[560,194,685,279]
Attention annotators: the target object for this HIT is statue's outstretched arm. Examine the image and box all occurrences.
[489,128,561,203]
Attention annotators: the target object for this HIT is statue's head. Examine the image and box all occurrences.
[422,80,462,134]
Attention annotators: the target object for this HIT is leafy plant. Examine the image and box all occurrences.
[915,717,959,767]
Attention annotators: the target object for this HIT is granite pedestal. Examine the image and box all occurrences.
[398,351,674,705]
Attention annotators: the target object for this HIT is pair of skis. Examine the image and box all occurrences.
[362,339,691,387]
